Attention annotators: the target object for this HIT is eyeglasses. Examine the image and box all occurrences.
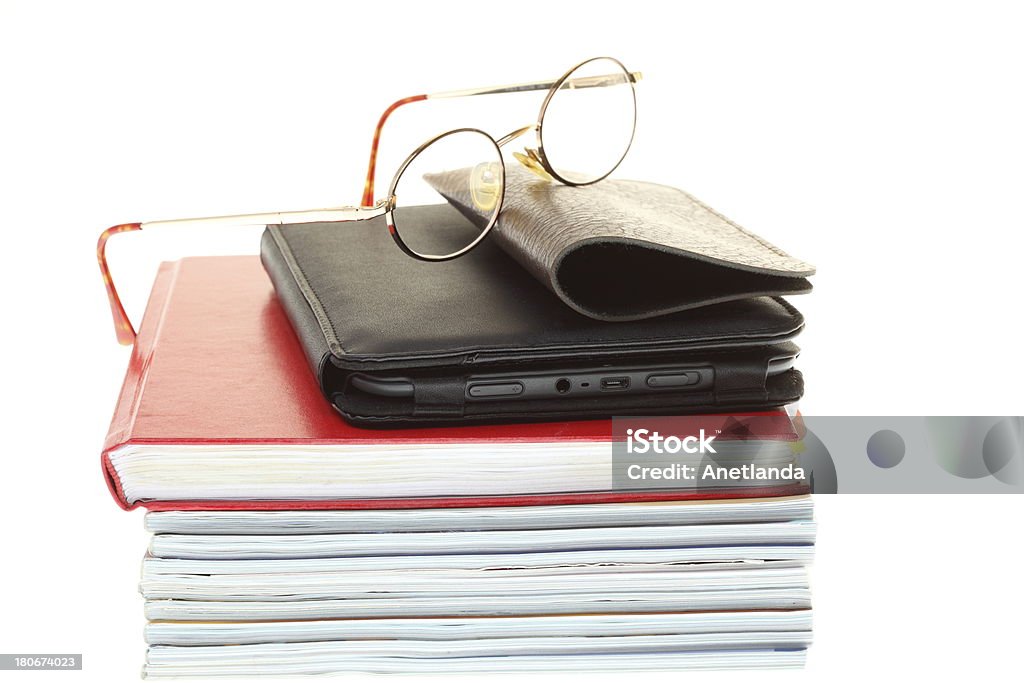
[98,56,641,344]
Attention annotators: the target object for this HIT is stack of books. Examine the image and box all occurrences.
[102,257,815,676]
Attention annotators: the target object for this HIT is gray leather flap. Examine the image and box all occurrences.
[427,165,814,321]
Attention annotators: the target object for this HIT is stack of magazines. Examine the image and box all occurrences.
[141,500,814,676]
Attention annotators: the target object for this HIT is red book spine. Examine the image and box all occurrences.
[102,261,180,510]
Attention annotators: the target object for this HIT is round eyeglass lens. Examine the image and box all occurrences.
[388,129,504,260]
[539,57,636,185]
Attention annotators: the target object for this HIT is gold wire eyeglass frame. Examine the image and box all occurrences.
[97,57,641,344]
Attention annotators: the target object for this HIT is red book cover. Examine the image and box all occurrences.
[102,256,804,511]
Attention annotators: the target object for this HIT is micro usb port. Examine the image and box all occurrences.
[600,376,630,391]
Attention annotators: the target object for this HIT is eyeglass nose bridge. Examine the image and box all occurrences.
[495,123,537,148]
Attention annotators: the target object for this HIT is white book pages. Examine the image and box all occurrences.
[142,648,807,676]
[140,565,808,601]
[142,546,815,576]
[145,588,812,620]
[109,440,800,503]
[145,610,814,646]
[144,495,812,534]
[149,520,816,559]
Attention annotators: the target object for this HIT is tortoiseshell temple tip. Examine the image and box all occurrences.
[97,222,143,345]
[361,94,428,207]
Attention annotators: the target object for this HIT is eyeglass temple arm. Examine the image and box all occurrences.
[98,204,387,345]
[98,223,144,345]
[359,70,643,207]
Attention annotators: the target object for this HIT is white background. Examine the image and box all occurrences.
[2,1,1023,680]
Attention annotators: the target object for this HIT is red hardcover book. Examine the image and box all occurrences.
[102,257,804,511]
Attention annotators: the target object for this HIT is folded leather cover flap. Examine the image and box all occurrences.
[427,166,814,321]
[261,205,804,370]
